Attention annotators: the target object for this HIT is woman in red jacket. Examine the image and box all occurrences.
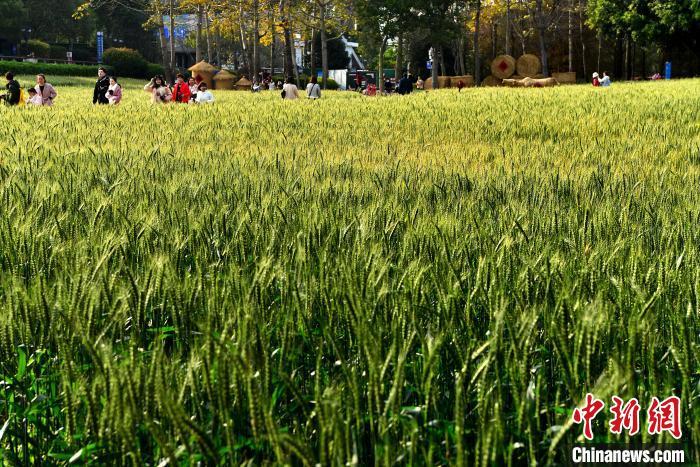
[171,73,191,103]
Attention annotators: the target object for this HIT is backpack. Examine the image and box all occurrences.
[17,87,26,107]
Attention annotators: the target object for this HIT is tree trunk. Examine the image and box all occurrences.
[269,9,275,72]
[505,0,512,56]
[430,47,438,88]
[205,9,212,62]
[378,37,387,93]
[196,5,203,63]
[215,23,222,65]
[395,32,403,80]
[458,37,466,75]
[320,2,329,89]
[310,29,316,76]
[169,0,175,80]
[578,0,587,79]
[624,34,631,80]
[439,46,446,76]
[568,0,573,72]
[253,0,260,81]
[597,30,602,73]
[158,22,170,78]
[613,34,623,79]
[281,0,294,78]
[239,17,249,72]
[473,0,481,85]
[535,0,549,76]
[491,21,496,59]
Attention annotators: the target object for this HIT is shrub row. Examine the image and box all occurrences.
[0,60,111,78]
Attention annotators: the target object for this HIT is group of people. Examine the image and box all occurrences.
[143,73,215,104]
[1,72,58,106]
[592,71,612,87]
[93,67,122,105]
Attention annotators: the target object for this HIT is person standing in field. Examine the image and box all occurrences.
[171,73,191,104]
[93,67,110,104]
[306,75,321,99]
[144,75,172,104]
[397,73,413,95]
[282,76,299,100]
[35,74,57,106]
[0,72,21,106]
[107,77,122,105]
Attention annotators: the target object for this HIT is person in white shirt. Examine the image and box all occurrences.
[600,72,612,87]
[268,81,276,91]
[194,82,215,104]
[282,77,299,100]
[306,75,321,99]
[26,87,43,106]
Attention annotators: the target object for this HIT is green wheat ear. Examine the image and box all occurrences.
[0,79,698,465]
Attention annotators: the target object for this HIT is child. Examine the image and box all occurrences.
[194,82,215,104]
[107,77,122,105]
[26,87,43,106]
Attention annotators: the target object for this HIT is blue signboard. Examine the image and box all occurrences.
[163,15,197,40]
[664,61,671,80]
[97,31,104,64]
[426,60,432,70]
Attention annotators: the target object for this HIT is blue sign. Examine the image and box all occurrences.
[426,60,432,70]
[664,61,671,80]
[97,31,105,63]
[96,31,104,64]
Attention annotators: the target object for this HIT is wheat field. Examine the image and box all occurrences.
[0,77,699,465]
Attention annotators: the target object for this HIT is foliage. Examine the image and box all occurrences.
[49,44,69,60]
[0,0,25,41]
[103,47,149,78]
[0,79,698,464]
[26,39,50,58]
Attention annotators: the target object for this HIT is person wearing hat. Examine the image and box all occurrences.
[592,72,601,87]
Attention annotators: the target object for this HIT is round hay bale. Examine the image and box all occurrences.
[552,71,576,84]
[424,76,451,90]
[481,75,502,87]
[449,75,474,88]
[490,55,516,79]
[516,54,541,77]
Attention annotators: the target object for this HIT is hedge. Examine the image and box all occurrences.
[0,60,111,77]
